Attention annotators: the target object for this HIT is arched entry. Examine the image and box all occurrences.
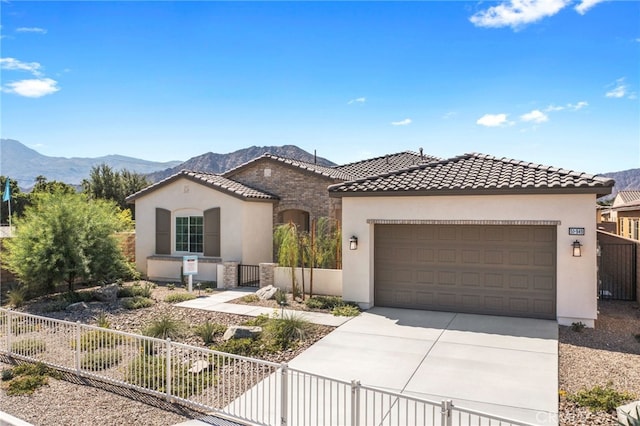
[279,209,310,232]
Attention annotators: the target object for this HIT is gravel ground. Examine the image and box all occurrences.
[559,300,640,425]
[0,282,334,425]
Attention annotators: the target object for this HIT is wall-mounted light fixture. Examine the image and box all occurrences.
[572,240,582,257]
[349,236,358,250]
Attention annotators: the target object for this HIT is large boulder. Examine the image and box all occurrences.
[94,283,119,302]
[66,301,88,312]
[618,401,640,426]
[256,285,278,300]
[188,360,210,374]
[222,325,262,341]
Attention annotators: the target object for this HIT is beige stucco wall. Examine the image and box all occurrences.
[340,193,598,327]
[133,177,273,280]
[274,267,342,296]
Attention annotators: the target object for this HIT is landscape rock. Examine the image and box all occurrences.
[95,284,119,302]
[222,325,262,341]
[256,285,278,300]
[188,360,210,374]
[66,302,89,312]
[618,400,640,426]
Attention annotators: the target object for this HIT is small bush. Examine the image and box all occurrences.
[164,293,197,303]
[63,291,96,304]
[81,349,122,371]
[305,295,344,310]
[72,330,126,351]
[40,300,69,312]
[331,304,360,317]
[571,322,586,332]
[95,312,111,328]
[6,374,48,396]
[205,288,214,293]
[11,339,46,356]
[8,286,27,308]
[274,290,288,306]
[1,369,14,381]
[118,282,153,298]
[262,313,310,350]
[167,284,176,291]
[568,382,636,412]
[243,313,270,327]
[241,294,260,303]
[143,315,186,340]
[121,296,154,310]
[215,338,261,357]
[194,321,227,345]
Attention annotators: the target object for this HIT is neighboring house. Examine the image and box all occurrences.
[605,190,640,240]
[329,153,614,327]
[126,151,430,281]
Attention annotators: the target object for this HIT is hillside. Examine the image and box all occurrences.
[0,139,182,189]
[146,145,335,182]
[599,168,640,200]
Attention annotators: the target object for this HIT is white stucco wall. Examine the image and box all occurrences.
[340,193,598,327]
[133,177,273,280]
[274,267,342,296]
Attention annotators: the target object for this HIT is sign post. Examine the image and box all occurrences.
[182,255,198,292]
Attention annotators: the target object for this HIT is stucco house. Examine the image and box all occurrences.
[126,151,430,281]
[329,153,614,327]
[600,190,640,240]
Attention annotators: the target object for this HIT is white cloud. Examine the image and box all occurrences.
[3,78,60,98]
[545,104,565,112]
[520,109,549,123]
[605,78,627,98]
[469,0,570,29]
[546,101,589,112]
[348,97,366,105]
[391,118,412,126]
[575,0,607,15]
[568,101,588,110]
[476,113,510,127]
[16,27,47,34]
[442,111,458,119]
[0,57,43,76]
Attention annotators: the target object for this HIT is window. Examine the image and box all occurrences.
[176,216,203,253]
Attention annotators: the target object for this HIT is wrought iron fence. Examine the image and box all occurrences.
[238,264,260,287]
[0,308,536,426]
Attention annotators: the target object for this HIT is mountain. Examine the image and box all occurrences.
[599,168,640,200]
[146,145,335,182]
[0,139,183,189]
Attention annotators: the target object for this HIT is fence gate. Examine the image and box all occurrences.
[598,243,637,301]
[237,264,260,287]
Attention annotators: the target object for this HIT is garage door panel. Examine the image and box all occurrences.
[374,224,556,320]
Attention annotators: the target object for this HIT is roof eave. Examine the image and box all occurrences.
[329,186,614,198]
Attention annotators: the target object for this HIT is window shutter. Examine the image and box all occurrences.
[155,208,171,255]
[204,207,221,257]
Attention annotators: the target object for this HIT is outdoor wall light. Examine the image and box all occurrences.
[572,240,582,257]
[349,236,358,250]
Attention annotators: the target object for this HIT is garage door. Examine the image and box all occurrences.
[374,224,556,319]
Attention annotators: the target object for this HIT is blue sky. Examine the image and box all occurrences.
[1,1,638,174]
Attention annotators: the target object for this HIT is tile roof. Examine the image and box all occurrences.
[126,170,279,202]
[614,190,640,205]
[328,153,615,196]
[223,153,352,180]
[334,151,439,179]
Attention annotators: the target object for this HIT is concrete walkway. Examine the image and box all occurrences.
[176,288,353,327]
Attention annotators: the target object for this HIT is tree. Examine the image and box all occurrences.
[82,164,149,212]
[32,175,76,195]
[274,222,301,299]
[4,193,134,295]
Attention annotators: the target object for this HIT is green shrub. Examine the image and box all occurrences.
[214,338,261,357]
[262,313,310,350]
[117,287,134,297]
[72,330,126,351]
[118,282,153,298]
[331,304,360,317]
[274,290,288,306]
[571,322,586,332]
[305,295,344,310]
[205,288,214,293]
[194,321,227,345]
[568,382,636,412]
[167,283,176,291]
[121,296,154,310]
[11,339,46,356]
[81,349,122,370]
[8,286,27,308]
[63,291,96,304]
[1,368,14,381]
[164,293,197,303]
[241,294,260,303]
[143,315,186,340]
[6,374,48,396]
[243,313,270,327]
[125,354,214,398]
[95,312,111,328]
[40,299,70,312]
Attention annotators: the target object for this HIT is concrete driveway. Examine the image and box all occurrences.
[289,307,558,425]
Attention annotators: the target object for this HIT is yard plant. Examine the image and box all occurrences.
[568,382,636,413]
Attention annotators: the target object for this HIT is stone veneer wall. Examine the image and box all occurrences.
[227,158,343,226]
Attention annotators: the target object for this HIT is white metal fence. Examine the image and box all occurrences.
[0,308,535,426]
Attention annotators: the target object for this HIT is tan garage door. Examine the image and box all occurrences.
[374,224,557,319]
